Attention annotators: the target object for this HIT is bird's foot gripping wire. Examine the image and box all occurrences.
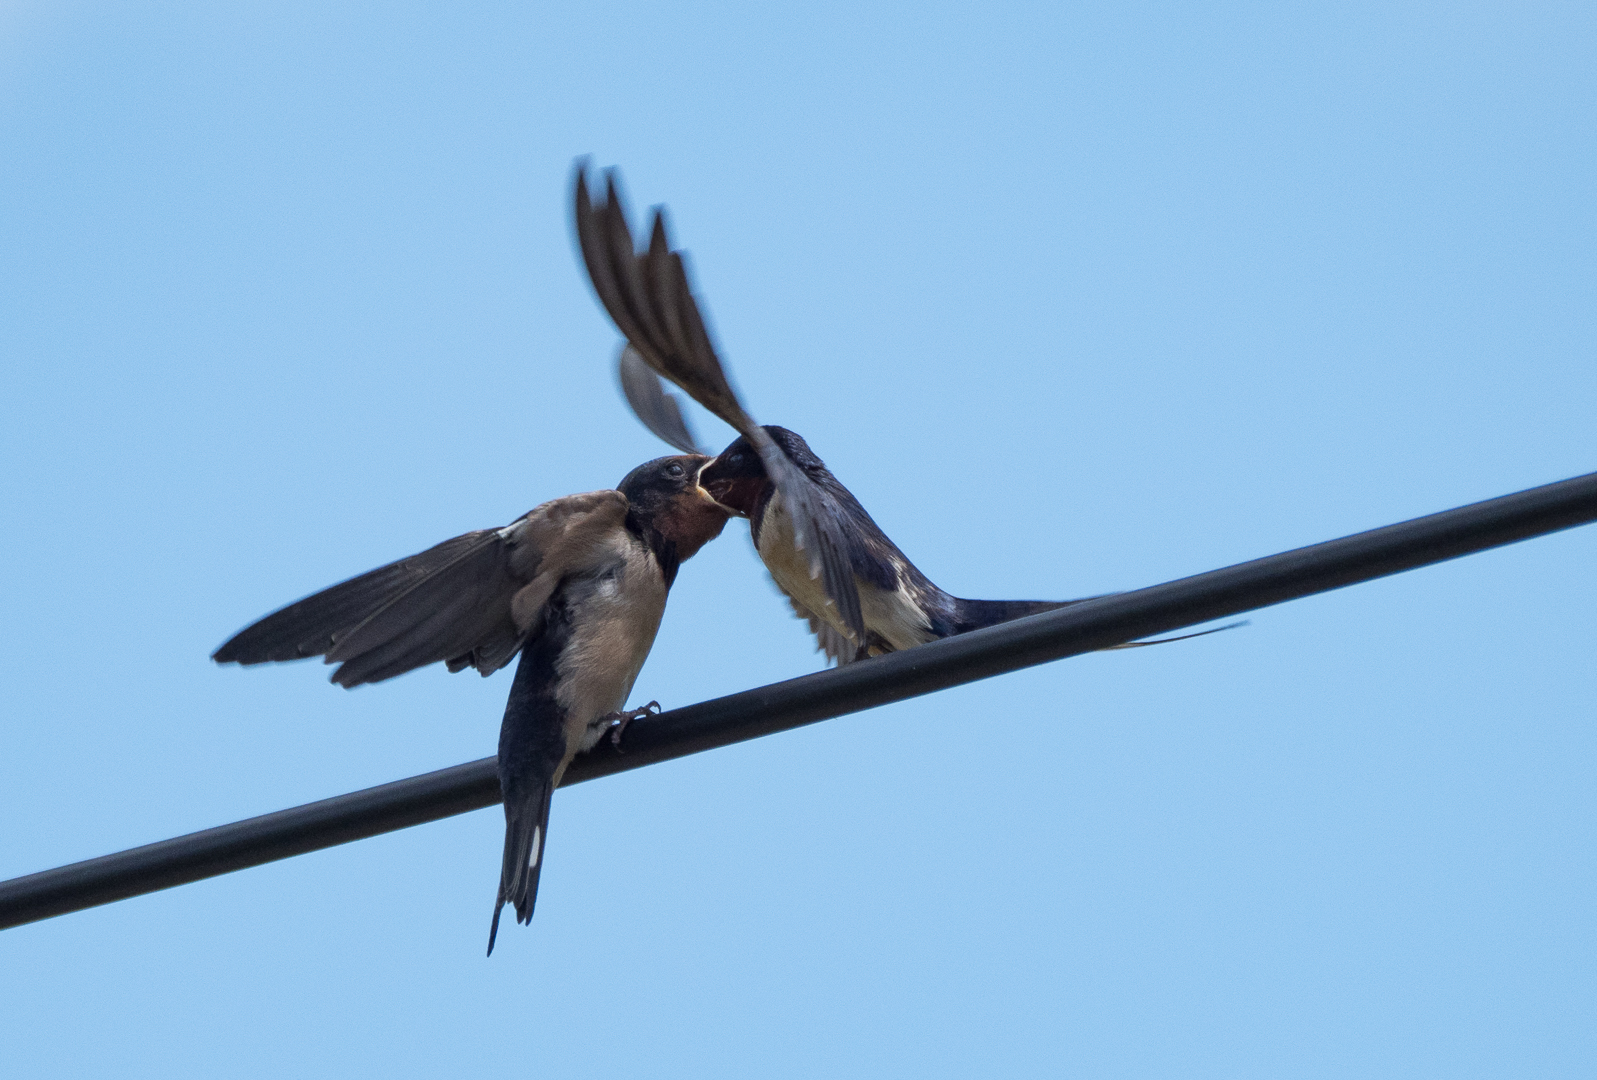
[605,701,662,751]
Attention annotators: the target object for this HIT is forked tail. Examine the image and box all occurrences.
[487,646,571,956]
[487,771,556,957]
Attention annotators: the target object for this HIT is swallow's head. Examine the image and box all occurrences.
[618,454,730,561]
[698,435,770,518]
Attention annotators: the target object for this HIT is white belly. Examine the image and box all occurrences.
[756,496,933,652]
[553,534,669,754]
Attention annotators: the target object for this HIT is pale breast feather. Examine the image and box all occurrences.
[552,532,670,751]
[757,494,934,656]
[757,496,834,627]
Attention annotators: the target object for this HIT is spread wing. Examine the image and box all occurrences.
[617,344,704,454]
[212,490,630,687]
[572,160,864,643]
[573,163,755,436]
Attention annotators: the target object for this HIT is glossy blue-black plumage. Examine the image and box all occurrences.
[703,426,1073,664]
[488,604,573,955]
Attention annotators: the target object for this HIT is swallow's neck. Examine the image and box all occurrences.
[625,511,683,588]
[628,500,729,588]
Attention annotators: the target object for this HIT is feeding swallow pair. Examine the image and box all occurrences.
[213,160,1230,953]
[212,457,729,953]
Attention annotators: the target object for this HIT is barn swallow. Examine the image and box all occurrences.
[573,163,1229,665]
[695,426,1080,662]
[212,455,729,952]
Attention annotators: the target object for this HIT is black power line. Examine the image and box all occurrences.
[3,470,1594,932]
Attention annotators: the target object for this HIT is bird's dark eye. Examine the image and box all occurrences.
[729,452,745,467]
[665,463,684,477]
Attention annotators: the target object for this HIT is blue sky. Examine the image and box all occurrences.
[2,2,1593,1076]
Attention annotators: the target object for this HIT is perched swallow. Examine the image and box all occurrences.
[574,164,1204,665]
[695,426,1086,662]
[212,455,730,952]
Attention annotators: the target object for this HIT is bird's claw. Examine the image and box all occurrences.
[606,701,662,751]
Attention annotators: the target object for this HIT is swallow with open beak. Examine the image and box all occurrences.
[212,455,729,952]
[695,425,1084,662]
[574,163,1234,664]
[569,164,1078,664]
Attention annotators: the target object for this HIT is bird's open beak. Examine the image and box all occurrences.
[691,483,725,510]
[692,458,735,509]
